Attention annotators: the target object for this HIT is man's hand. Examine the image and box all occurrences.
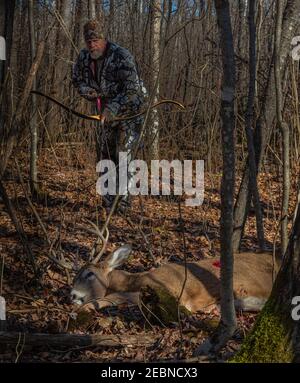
[84,88,98,101]
[100,108,115,126]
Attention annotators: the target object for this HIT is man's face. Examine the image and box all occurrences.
[85,38,106,59]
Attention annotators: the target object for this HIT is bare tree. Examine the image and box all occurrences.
[45,0,74,144]
[28,0,40,197]
[0,0,15,86]
[195,0,237,355]
[0,0,15,135]
[0,41,45,177]
[275,0,290,254]
[244,0,265,250]
[232,0,300,252]
[149,0,161,159]
[234,197,300,362]
[89,0,96,19]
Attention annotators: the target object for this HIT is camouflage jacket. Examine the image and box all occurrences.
[72,41,147,117]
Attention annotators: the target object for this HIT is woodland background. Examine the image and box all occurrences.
[0,0,300,363]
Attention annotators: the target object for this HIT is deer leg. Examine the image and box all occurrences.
[89,292,140,310]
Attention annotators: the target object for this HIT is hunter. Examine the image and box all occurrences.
[72,19,147,212]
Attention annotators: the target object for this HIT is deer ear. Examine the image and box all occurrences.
[107,244,132,271]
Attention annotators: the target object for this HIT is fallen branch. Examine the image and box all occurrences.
[0,331,157,349]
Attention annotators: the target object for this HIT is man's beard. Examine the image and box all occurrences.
[90,49,103,60]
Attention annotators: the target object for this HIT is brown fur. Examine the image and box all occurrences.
[72,251,279,313]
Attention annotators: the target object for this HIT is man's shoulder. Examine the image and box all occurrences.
[108,42,133,61]
[77,48,90,60]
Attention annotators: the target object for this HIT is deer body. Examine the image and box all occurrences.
[71,246,278,313]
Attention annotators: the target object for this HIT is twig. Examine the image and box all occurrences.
[0,179,37,274]
[15,333,25,363]
[14,159,72,271]
[0,255,4,296]
[118,211,157,265]
[176,200,188,359]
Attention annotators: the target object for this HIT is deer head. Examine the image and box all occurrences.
[71,243,132,306]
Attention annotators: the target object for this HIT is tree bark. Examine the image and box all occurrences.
[149,0,161,159]
[0,0,15,86]
[232,0,300,252]
[45,0,73,144]
[195,0,237,355]
[245,0,265,251]
[0,41,45,178]
[233,200,300,362]
[0,0,15,137]
[89,0,96,19]
[275,0,290,255]
[28,0,40,197]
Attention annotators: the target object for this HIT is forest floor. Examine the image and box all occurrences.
[0,145,298,363]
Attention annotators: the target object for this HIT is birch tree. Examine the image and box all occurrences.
[149,0,161,159]
[89,0,96,19]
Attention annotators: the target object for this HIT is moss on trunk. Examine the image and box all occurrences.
[232,300,293,363]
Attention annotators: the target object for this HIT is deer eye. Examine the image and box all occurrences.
[85,271,95,280]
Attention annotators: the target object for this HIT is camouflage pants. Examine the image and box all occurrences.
[95,116,143,208]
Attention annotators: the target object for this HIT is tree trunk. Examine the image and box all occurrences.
[0,0,15,86]
[149,0,161,159]
[28,0,40,197]
[89,0,96,19]
[275,0,290,255]
[232,0,300,252]
[0,42,45,178]
[233,200,300,362]
[45,0,73,144]
[0,0,15,137]
[236,0,245,84]
[195,0,237,355]
[0,0,6,86]
[245,0,265,251]
[108,0,115,37]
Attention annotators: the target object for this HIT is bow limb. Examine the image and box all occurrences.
[31,90,102,121]
[31,91,185,122]
[112,100,185,122]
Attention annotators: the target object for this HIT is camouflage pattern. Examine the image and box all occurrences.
[72,41,147,209]
[83,19,105,40]
[72,41,147,119]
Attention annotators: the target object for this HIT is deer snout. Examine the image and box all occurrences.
[71,289,86,305]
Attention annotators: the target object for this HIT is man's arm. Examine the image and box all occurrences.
[105,50,145,119]
[72,50,98,101]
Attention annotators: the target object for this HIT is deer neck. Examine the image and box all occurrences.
[107,269,149,293]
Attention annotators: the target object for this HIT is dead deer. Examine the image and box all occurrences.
[71,222,279,313]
